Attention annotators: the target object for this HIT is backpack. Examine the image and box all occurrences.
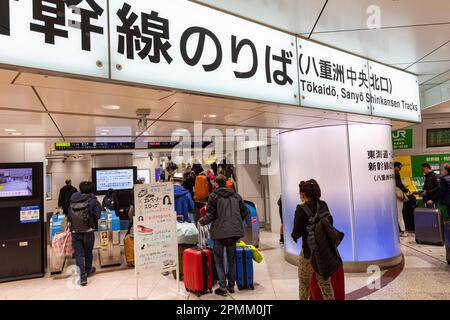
[70,199,94,232]
[302,203,344,278]
[303,203,344,249]
[194,175,210,200]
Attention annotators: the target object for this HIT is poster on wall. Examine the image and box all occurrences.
[133,183,177,274]
[0,0,109,77]
[109,0,299,106]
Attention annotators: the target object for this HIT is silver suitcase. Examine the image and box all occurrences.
[414,208,444,246]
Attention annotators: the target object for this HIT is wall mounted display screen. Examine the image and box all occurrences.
[93,168,137,193]
[427,128,450,148]
[0,168,33,198]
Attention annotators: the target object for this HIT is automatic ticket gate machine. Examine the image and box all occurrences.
[98,210,121,267]
[48,211,67,274]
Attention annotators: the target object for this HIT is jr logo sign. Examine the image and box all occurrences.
[392,129,413,150]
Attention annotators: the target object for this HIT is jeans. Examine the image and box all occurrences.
[72,231,95,281]
[213,240,236,291]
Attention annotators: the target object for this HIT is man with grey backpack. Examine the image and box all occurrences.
[68,181,101,286]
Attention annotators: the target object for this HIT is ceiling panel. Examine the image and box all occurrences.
[313,0,450,33]
[311,24,450,66]
[158,102,262,124]
[0,84,44,110]
[237,112,321,129]
[418,74,441,84]
[403,61,450,75]
[35,87,173,119]
[172,93,263,111]
[51,114,141,138]
[421,41,450,62]
[15,73,173,101]
[0,110,60,136]
[194,0,324,34]
[0,70,18,84]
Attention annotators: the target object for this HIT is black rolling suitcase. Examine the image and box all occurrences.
[414,208,444,246]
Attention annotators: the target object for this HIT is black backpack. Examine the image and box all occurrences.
[70,199,94,232]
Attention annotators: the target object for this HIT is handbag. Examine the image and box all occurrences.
[52,226,73,257]
[395,187,409,202]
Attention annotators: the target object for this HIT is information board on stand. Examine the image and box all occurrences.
[133,183,179,298]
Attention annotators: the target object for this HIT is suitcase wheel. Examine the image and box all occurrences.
[250,285,255,290]
[238,285,243,291]
[447,260,450,265]
[209,289,213,293]
[437,242,444,246]
[196,292,201,297]
[415,239,421,244]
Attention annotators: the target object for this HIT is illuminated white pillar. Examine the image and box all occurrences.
[280,122,402,271]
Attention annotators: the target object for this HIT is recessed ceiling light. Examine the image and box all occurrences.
[203,114,217,118]
[101,105,121,110]
[4,128,16,132]
[101,129,110,132]
[100,132,108,136]
[10,132,22,136]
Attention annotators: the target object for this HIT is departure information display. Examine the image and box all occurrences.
[54,142,212,150]
[427,128,450,148]
[55,142,135,150]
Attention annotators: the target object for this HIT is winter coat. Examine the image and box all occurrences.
[440,174,450,205]
[423,171,440,203]
[174,184,195,222]
[199,187,248,240]
[58,185,77,210]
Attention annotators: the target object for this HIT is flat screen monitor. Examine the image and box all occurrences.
[92,167,137,194]
[0,168,33,198]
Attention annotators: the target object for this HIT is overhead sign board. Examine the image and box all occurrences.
[0,0,109,78]
[368,61,421,122]
[297,38,371,115]
[0,0,421,123]
[109,0,299,106]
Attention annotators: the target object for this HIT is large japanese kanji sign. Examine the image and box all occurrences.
[0,0,421,123]
[109,0,300,106]
[0,0,109,77]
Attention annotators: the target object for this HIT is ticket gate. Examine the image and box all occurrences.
[98,210,121,267]
[48,211,67,274]
[242,200,261,248]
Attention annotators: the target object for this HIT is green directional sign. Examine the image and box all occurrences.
[392,129,413,149]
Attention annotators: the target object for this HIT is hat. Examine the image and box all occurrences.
[173,172,184,181]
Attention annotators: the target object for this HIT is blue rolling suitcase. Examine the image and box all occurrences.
[235,247,255,290]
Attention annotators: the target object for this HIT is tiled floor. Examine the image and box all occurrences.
[0,231,448,300]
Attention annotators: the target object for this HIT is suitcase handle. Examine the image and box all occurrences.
[197,222,208,249]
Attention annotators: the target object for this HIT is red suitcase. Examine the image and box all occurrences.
[183,248,213,296]
[183,223,214,296]
[310,265,345,300]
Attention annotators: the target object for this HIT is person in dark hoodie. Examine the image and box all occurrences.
[68,181,101,286]
[58,179,77,215]
[173,173,195,222]
[199,174,249,296]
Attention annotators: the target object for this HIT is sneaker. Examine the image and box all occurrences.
[227,287,235,294]
[400,232,408,237]
[87,267,96,277]
[137,225,153,234]
[161,271,170,276]
[214,288,228,296]
[80,278,87,286]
